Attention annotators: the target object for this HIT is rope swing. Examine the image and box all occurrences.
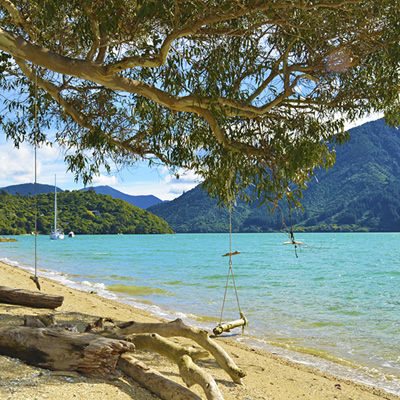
[213,205,248,335]
[281,207,302,259]
[30,64,41,291]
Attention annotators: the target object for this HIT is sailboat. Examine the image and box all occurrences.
[50,175,64,240]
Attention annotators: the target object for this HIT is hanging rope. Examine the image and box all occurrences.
[219,206,241,319]
[30,64,41,291]
[213,205,247,335]
[280,205,303,258]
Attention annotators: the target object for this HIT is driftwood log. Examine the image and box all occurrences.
[0,325,134,378]
[213,315,248,336]
[118,354,203,400]
[0,286,63,309]
[0,315,246,399]
[97,318,246,384]
[131,333,224,400]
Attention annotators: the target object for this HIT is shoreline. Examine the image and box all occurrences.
[0,259,399,400]
[10,255,399,396]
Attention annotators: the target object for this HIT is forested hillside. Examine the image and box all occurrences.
[147,185,282,233]
[149,119,400,232]
[0,190,173,235]
[0,183,62,196]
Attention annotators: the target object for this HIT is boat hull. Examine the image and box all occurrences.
[50,229,64,240]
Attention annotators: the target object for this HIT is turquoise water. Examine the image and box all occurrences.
[1,232,399,394]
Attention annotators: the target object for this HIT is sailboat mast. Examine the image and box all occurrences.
[54,174,57,231]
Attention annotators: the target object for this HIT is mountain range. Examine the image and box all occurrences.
[2,118,400,232]
[79,186,164,209]
[148,118,400,233]
[0,184,164,210]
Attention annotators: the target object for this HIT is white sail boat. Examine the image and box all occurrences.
[50,175,64,240]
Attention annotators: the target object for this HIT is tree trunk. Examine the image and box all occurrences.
[0,286,64,309]
[0,326,135,378]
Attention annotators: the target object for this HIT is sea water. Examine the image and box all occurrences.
[1,232,399,395]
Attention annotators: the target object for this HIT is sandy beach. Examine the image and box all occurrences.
[0,260,399,400]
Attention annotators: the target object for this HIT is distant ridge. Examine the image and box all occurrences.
[0,183,164,210]
[149,118,400,232]
[0,183,62,195]
[79,185,164,209]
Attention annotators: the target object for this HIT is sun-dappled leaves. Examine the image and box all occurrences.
[0,0,399,208]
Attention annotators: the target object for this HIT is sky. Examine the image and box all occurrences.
[0,134,200,201]
[0,114,381,201]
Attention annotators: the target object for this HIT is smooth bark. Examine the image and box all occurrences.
[0,286,64,309]
[98,318,246,384]
[118,354,203,400]
[0,326,135,378]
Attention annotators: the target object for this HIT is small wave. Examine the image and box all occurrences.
[0,257,20,267]
[81,281,107,290]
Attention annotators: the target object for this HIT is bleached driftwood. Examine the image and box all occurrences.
[131,333,224,400]
[213,316,248,335]
[0,286,63,309]
[131,333,209,360]
[0,326,135,378]
[97,318,246,384]
[118,354,203,400]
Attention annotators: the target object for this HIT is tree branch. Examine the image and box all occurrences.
[0,0,36,39]
[106,0,359,74]
[82,5,101,61]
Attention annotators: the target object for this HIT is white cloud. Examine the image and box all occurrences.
[0,138,80,189]
[91,174,119,187]
[344,113,383,130]
[0,142,37,184]
[163,169,200,195]
[0,136,201,199]
[113,166,200,200]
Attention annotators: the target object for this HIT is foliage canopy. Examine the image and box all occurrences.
[0,0,399,205]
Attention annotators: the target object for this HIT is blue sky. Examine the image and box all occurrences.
[0,134,200,200]
[0,114,380,200]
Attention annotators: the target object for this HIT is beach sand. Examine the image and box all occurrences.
[0,260,398,400]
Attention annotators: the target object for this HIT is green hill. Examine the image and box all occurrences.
[0,183,62,195]
[148,185,248,233]
[290,118,400,232]
[147,185,282,233]
[149,119,400,232]
[0,190,174,235]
